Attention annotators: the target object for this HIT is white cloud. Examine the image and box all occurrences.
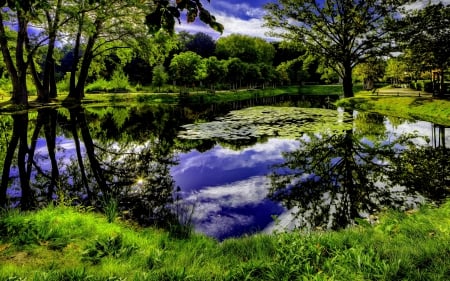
[215,13,275,40]
[214,1,266,19]
[172,138,299,175]
[403,0,450,10]
[175,1,278,40]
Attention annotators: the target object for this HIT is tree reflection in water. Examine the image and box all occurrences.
[0,106,181,228]
[269,113,450,231]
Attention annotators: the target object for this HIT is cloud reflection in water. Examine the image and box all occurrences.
[171,138,299,239]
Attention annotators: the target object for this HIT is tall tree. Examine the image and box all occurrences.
[152,64,168,92]
[169,51,202,91]
[392,2,450,96]
[264,0,405,97]
[185,32,215,58]
[0,0,40,105]
[215,34,275,64]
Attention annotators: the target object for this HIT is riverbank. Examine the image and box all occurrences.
[1,201,449,280]
[336,87,450,125]
[0,84,353,112]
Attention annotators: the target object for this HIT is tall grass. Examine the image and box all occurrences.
[0,201,449,280]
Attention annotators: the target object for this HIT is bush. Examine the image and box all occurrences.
[85,71,131,93]
[56,73,71,92]
[110,70,130,92]
[85,78,109,93]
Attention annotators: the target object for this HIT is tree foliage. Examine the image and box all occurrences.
[169,51,203,89]
[0,0,223,105]
[215,34,275,65]
[392,2,450,95]
[264,0,405,97]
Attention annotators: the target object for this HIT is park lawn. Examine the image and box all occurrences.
[336,89,450,125]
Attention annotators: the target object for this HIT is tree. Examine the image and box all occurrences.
[0,0,223,105]
[264,0,405,97]
[392,2,450,95]
[215,34,275,64]
[185,32,215,58]
[152,64,168,92]
[203,56,227,92]
[225,57,247,90]
[169,51,203,91]
[0,0,39,105]
[384,57,407,86]
[353,58,385,90]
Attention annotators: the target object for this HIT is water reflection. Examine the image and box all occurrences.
[268,112,450,231]
[0,99,449,240]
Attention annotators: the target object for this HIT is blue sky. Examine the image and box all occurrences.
[174,0,450,40]
[175,0,274,40]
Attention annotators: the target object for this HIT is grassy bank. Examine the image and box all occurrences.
[336,89,450,125]
[0,86,303,111]
[1,202,449,280]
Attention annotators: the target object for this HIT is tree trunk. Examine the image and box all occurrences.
[68,9,85,101]
[68,18,102,101]
[0,13,28,106]
[342,63,354,98]
[14,12,30,106]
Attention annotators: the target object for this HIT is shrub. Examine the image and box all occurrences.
[85,78,109,93]
[109,70,130,92]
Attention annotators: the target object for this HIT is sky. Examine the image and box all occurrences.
[175,0,450,41]
[175,0,274,40]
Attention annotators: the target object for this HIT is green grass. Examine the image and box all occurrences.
[336,91,450,125]
[0,201,449,280]
[296,84,364,96]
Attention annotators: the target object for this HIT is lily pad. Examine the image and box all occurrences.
[178,107,352,140]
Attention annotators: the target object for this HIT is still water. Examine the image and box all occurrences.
[1,96,449,240]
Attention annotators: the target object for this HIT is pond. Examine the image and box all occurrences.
[1,95,449,240]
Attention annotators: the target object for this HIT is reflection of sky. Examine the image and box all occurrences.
[385,119,450,146]
[171,138,299,239]
[172,139,300,191]
[7,136,83,198]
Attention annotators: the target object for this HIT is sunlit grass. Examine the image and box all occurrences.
[337,90,450,125]
[1,201,449,280]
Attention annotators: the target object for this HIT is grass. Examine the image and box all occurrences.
[336,88,450,125]
[0,201,449,280]
[297,84,363,96]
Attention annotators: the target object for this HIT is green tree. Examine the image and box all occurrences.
[185,32,216,58]
[384,58,407,86]
[0,0,223,105]
[264,0,405,97]
[203,56,227,92]
[169,51,203,91]
[392,2,450,95]
[0,0,40,105]
[215,34,275,64]
[353,58,386,90]
[152,64,168,92]
[225,58,247,90]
